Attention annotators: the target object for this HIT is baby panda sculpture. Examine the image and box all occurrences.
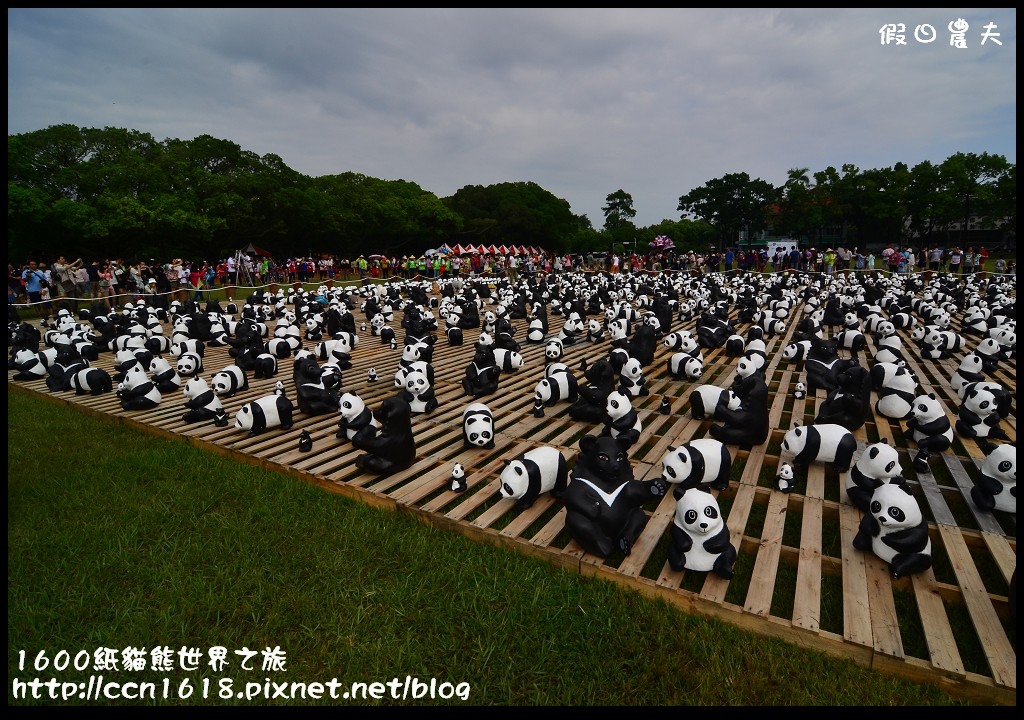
[852,483,932,579]
[970,443,1016,514]
[688,384,740,421]
[544,338,564,362]
[498,446,569,510]
[667,487,737,578]
[792,382,806,400]
[657,438,732,495]
[352,395,417,476]
[955,383,1009,444]
[563,435,667,558]
[336,391,379,441]
[234,392,295,436]
[846,440,907,512]
[903,393,953,473]
[601,391,642,446]
[117,362,162,411]
[450,462,468,493]
[462,403,495,449]
[781,422,856,473]
[181,377,224,424]
[775,463,796,493]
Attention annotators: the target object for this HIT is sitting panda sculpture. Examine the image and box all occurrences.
[497,446,569,510]
[904,393,953,473]
[852,483,932,579]
[562,434,667,558]
[352,395,417,476]
[401,368,440,414]
[181,377,224,424]
[117,362,162,411]
[970,443,1016,514]
[336,392,379,441]
[601,390,642,446]
[845,440,908,512]
[955,383,1009,444]
[709,370,769,449]
[667,487,737,578]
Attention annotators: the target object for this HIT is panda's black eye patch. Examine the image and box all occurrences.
[685,509,698,524]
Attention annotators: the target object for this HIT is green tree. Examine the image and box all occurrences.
[677,172,776,250]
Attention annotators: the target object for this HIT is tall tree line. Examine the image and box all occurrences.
[8,124,1015,262]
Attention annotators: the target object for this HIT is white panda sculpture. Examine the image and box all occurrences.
[845,441,907,512]
[234,393,295,436]
[781,423,857,473]
[903,392,953,473]
[971,444,1016,514]
[149,356,182,393]
[116,362,162,411]
[493,348,525,373]
[873,362,918,420]
[955,383,1009,442]
[852,483,932,579]
[534,365,579,407]
[667,487,737,578]
[617,357,650,397]
[181,377,224,424]
[450,462,468,493]
[775,463,796,493]
[176,351,204,377]
[462,403,495,449]
[792,382,806,400]
[544,338,564,362]
[336,392,379,441]
[688,385,740,421]
[668,352,703,380]
[497,446,568,510]
[951,353,986,394]
[401,369,439,414]
[211,364,249,398]
[69,367,114,396]
[657,438,732,493]
[602,391,642,446]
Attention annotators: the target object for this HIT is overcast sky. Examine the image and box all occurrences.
[8,8,1017,229]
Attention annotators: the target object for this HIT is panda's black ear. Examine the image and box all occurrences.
[928,392,936,399]
[869,447,879,459]
[880,438,889,445]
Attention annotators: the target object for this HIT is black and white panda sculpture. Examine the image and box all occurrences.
[781,422,856,473]
[450,462,468,493]
[873,362,918,420]
[852,483,932,579]
[971,443,1016,514]
[602,391,642,446]
[462,403,495,449]
[211,364,249,398]
[668,352,703,380]
[688,384,740,421]
[234,393,295,436]
[544,338,564,362]
[955,383,1009,442]
[846,440,907,513]
[657,438,732,494]
[181,377,224,424]
[149,357,182,393]
[493,348,525,373]
[903,393,953,472]
[69,366,113,396]
[176,351,204,378]
[116,362,162,411]
[534,364,579,407]
[336,391,379,441]
[617,357,650,397]
[401,369,439,414]
[775,463,796,493]
[497,446,569,510]
[951,353,986,394]
[667,487,737,578]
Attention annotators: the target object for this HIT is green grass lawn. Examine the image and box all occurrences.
[7,389,978,706]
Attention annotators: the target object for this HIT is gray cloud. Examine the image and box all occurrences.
[8,8,1016,228]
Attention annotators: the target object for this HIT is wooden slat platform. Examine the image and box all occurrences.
[9,276,1016,705]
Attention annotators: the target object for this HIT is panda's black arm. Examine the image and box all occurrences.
[703,526,734,554]
[880,521,929,552]
[974,473,1003,496]
[858,512,880,537]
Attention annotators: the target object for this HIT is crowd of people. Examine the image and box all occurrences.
[9,244,1014,316]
